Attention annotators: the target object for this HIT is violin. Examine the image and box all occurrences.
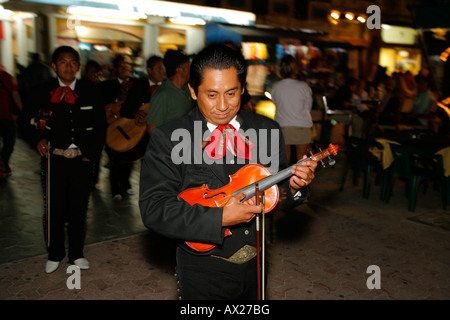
[178,143,339,252]
[37,109,54,131]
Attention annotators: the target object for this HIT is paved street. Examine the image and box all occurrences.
[1,137,449,303]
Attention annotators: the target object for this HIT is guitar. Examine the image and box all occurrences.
[105,102,123,124]
[178,143,339,252]
[106,102,150,153]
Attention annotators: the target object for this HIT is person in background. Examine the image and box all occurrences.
[132,48,147,80]
[146,55,165,89]
[83,60,104,190]
[83,60,104,85]
[18,54,53,146]
[24,46,105,273]
[263,61,281,94]
[20,53,53,95]
[398,71,417,113]
[410,75,436,125]
[329,76,358,111]
[100,55,139,201]
[270,54,313,162]
[122,55,165,120]
[146,50,194,135]
[351,78,377,138]
[0,67,23,177]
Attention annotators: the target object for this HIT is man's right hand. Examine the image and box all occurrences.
[222,193,262,227]
[36,139,49,157]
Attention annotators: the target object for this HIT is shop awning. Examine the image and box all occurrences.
[205,23,242,44]
[21,0,256,26]
[209,24,326,44]
[213,24,354,49]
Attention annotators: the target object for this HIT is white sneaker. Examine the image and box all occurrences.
[126,188,135,195]
[113,194,122,201]
[45,260,60,274]
[74,258,90,270]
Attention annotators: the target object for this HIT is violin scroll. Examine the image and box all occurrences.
[37,108,54,131]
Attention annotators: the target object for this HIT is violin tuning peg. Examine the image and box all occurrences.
[317,148,326,168]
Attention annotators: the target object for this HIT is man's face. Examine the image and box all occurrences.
[179,61,191,86]
[115,60,131,80]
[85,66,103,84]
[52,52,80,84]
[147,60,165,84]
[189,67,243,126]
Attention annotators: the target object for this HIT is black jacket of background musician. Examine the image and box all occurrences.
[25,78,106,162]
[139,107,310,259]
[100,77,150,119]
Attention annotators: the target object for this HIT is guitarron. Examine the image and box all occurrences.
[106,102,149,153]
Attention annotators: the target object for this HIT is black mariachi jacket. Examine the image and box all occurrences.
[100,77,150,119]
[26,78,106,162]
[139,107,310,259]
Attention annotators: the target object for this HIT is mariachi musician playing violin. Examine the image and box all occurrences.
[139,44,318,299]
[25,46,106,273]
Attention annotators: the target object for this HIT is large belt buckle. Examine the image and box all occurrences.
[212,245,257,264]
[63,148,78,159]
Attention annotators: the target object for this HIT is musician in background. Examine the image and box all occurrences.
[146,55,165,89]
[146,50,194,135]
[82,60,104,189]
[0,67,23,177]
[100,55,139,201]
[121,55,165,118]
[25,46,105,273]
[139,44,317,299]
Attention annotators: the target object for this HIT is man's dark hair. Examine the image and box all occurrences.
[279,55,297,79]
[189,44,247,95]
[85,60,102,72]
[51,46,80,64]
[146,55,163,69]
[113,54,127,68]
[163,50,189,78]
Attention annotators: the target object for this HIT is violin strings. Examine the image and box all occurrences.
[208,145,337,208]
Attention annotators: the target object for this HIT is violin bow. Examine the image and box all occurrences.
[255,183,265,300]
[45,143,50,247]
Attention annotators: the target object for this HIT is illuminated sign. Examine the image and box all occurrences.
[23,0,256,26]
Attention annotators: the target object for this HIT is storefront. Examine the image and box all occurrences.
[2,0,256,77]
[0,5,37,75]
[377,24,422,76]
[218,31,353,122]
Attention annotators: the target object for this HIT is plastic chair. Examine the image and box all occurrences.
[339,136,384,199]
[385,143,447,211]
[312,119,335,148]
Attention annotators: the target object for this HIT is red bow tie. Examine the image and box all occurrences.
[117,80,133,101]
[149,84,159,95]
[50,87,77,104]
[202,124,254,160]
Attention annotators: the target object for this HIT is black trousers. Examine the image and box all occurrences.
[105,146,132,196]
[0,119,16,169]
[43,155,93,262]
[176,247,258,300]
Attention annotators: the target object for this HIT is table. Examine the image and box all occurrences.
[371,130,450,176]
